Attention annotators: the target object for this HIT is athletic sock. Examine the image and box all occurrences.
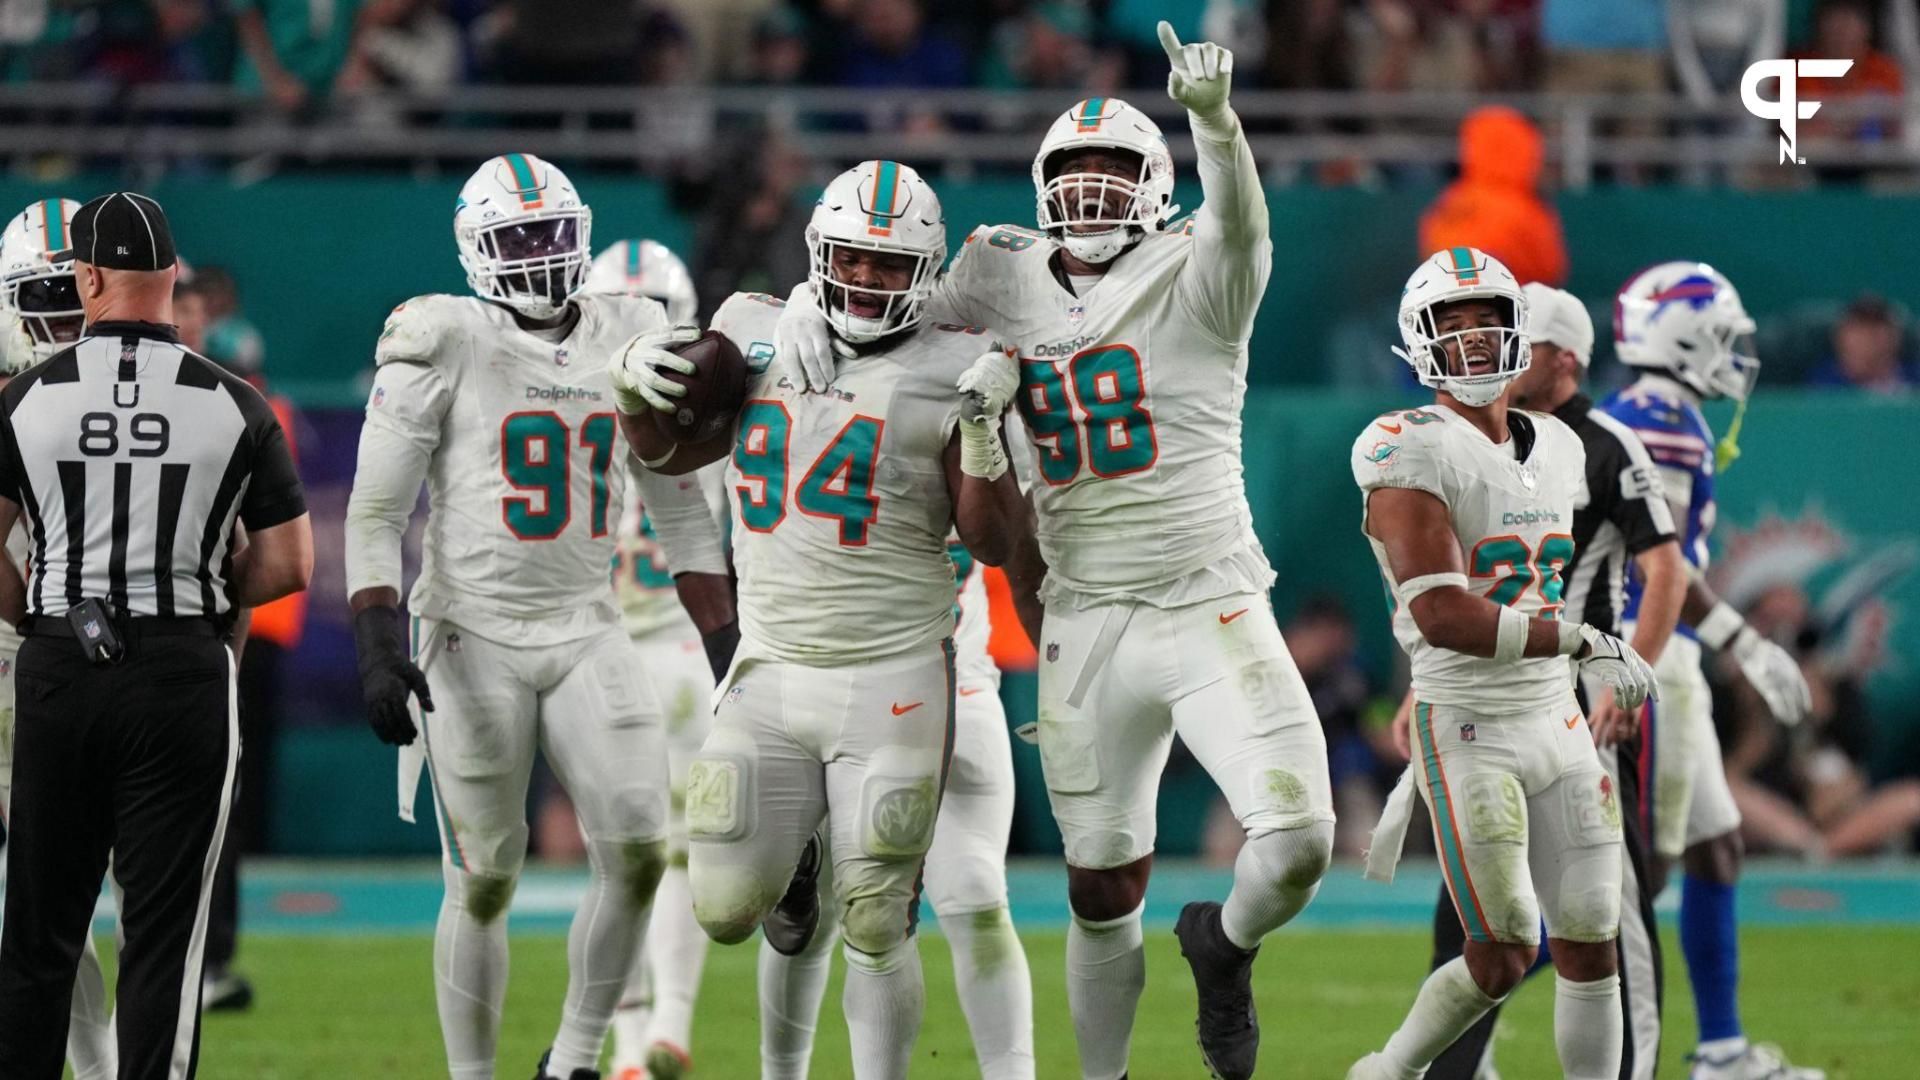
[1220,821,1333,950]
[546,838,664,1076]
[1554,973,1623,1079]
[1066,904,1145,1080]
[759,922,839,1079]
[841,937,925,1080]
[1680,873,1743,1045]
[436,865,515,1080]
[1379,956,1504,1077]
[644,863,709,1054]
[941,905,1035,1079]
[609,936,652,1071]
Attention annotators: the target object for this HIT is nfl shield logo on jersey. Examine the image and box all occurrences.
[1046,642,1060,662]
[1459,723,1476,742]
[447,633,462,653]
[553,347,570,367]
[1067,302,1086,325]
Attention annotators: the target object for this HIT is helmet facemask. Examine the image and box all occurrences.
[807,231,939,344]
[1038,147,1156,265]
[1399,295,1532,408]
[5,262,82,359]
[459,208,590,320]
[1679,320,1760,401]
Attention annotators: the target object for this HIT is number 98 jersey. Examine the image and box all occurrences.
[356,292,669,645]
[930,222,1273,608]
[1350,404,1588,711]
[711,292,978,666]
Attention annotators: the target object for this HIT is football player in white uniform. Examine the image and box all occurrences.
[753,535,1034,1080]
[345,154,674,1080]
[776,23,1328,1080]
[585,237,724,1080]
[1347,248,1657,1080]
[610,160,1030,1079]
[0,196,117,1080]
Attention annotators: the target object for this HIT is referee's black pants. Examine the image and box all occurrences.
[1425,734,1665,1080]
[0,629,238,1080]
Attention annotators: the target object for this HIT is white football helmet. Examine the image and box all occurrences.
[584,238,697,324]
[454,153,592,319]
[806,160,945,344]
[0,197,83,365]
[1032,97,1177,265]
[1614,261,1758,401]
[1395,247,1531,408]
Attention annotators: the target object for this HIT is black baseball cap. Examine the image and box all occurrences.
[68,192,176,272]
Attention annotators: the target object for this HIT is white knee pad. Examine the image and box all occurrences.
[1244,820,1335,890]
[444,860,520,926]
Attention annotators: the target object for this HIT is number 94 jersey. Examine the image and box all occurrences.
[711,292,978,666]
[931,222,1273,608]
[358,292,669,645]
[1350,404,1587,711]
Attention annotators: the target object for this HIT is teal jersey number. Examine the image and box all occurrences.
[733,400,792,533]
[629,516,676,590]
[796,416,884,546]
[1468,533,1577,616]
[500,411,618,541]
[1016,344,1158,484]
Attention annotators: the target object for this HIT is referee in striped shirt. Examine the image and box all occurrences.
[0,192,313,1080]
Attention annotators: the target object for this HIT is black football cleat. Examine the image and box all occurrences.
[202,968,254,1013]
[532,1049,600,1080]
[1175,900,1260,1080]
[762,831,825,957]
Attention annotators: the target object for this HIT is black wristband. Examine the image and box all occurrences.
[702,618,741,684]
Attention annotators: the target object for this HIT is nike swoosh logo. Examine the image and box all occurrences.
[1377,422,1403,434]
[891,702,925,716]
[1219,609,1250,625]
[1565,715,1581,729]
[958,687,985,697]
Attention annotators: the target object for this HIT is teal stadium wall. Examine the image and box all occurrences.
[5,176,1910,854]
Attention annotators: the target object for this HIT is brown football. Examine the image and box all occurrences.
[651,329,749,445]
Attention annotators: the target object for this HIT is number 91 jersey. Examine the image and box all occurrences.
[363,292,669,644]
[931,222,1272,607]
[1350,404,1587,711]
[710,291,977,666]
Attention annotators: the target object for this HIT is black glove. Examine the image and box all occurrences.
[701,618,741,685]
[353,605,434,746]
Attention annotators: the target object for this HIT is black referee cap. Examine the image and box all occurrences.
[69,192,176,272]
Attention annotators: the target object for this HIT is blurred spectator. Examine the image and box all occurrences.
[1418,104,1567,285]
[173,278,210,353]
[833,0,969,88]
[234,0,364,112]
[89,0,220,84]
[979,3,1120,92]
[655,0,779,83]
[1264,0,1354,92]
[192,265,267,377]
[743,5,811,86]
[475,0,644,85]
[683,130,814,321]
[1363,0,1540,94]
[1103,0,1203,85]
[1670,0,1784,108]
[1791,0,1904,146]
[1721,582,1920,856]
[333,0,463,103]
[1809,293,1917,393]
[1290,595,1391,856]
[1539,0,1665,180]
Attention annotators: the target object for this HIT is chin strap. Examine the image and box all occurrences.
[1716,396,1747,473]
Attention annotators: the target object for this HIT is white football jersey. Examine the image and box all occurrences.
[359,291,669,645]
[712,291,973,666]
[931,219,1272,609]
[615,459,726,642]
[1351,403,1587,710]
[949,535,998,689]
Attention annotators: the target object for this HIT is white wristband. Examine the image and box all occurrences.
[1695,601,1744,650]
[1395,572,1468,607]
[1494,604,1530,662]
[1557,620,1587,656]
[637,443,677,470]
[958,416,1008,481]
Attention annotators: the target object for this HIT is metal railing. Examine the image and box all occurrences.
[0,82,1913,187]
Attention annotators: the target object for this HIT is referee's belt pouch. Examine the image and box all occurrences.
[67,597,127,666]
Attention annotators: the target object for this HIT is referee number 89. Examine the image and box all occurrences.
[78,411,171,458]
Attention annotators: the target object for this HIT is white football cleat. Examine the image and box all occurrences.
[1346,1052,1398,1080]
[1690,1042,1826,1079]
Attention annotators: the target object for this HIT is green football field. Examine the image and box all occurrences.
[87,924,1920,1078]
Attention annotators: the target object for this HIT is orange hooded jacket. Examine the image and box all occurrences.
[1418,106,1567,287]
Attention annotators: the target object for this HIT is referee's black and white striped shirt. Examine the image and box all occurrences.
[1555,393,1677,635]
[0,321,304,619]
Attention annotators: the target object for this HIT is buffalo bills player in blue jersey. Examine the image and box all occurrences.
[1604,263,1821,1080]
